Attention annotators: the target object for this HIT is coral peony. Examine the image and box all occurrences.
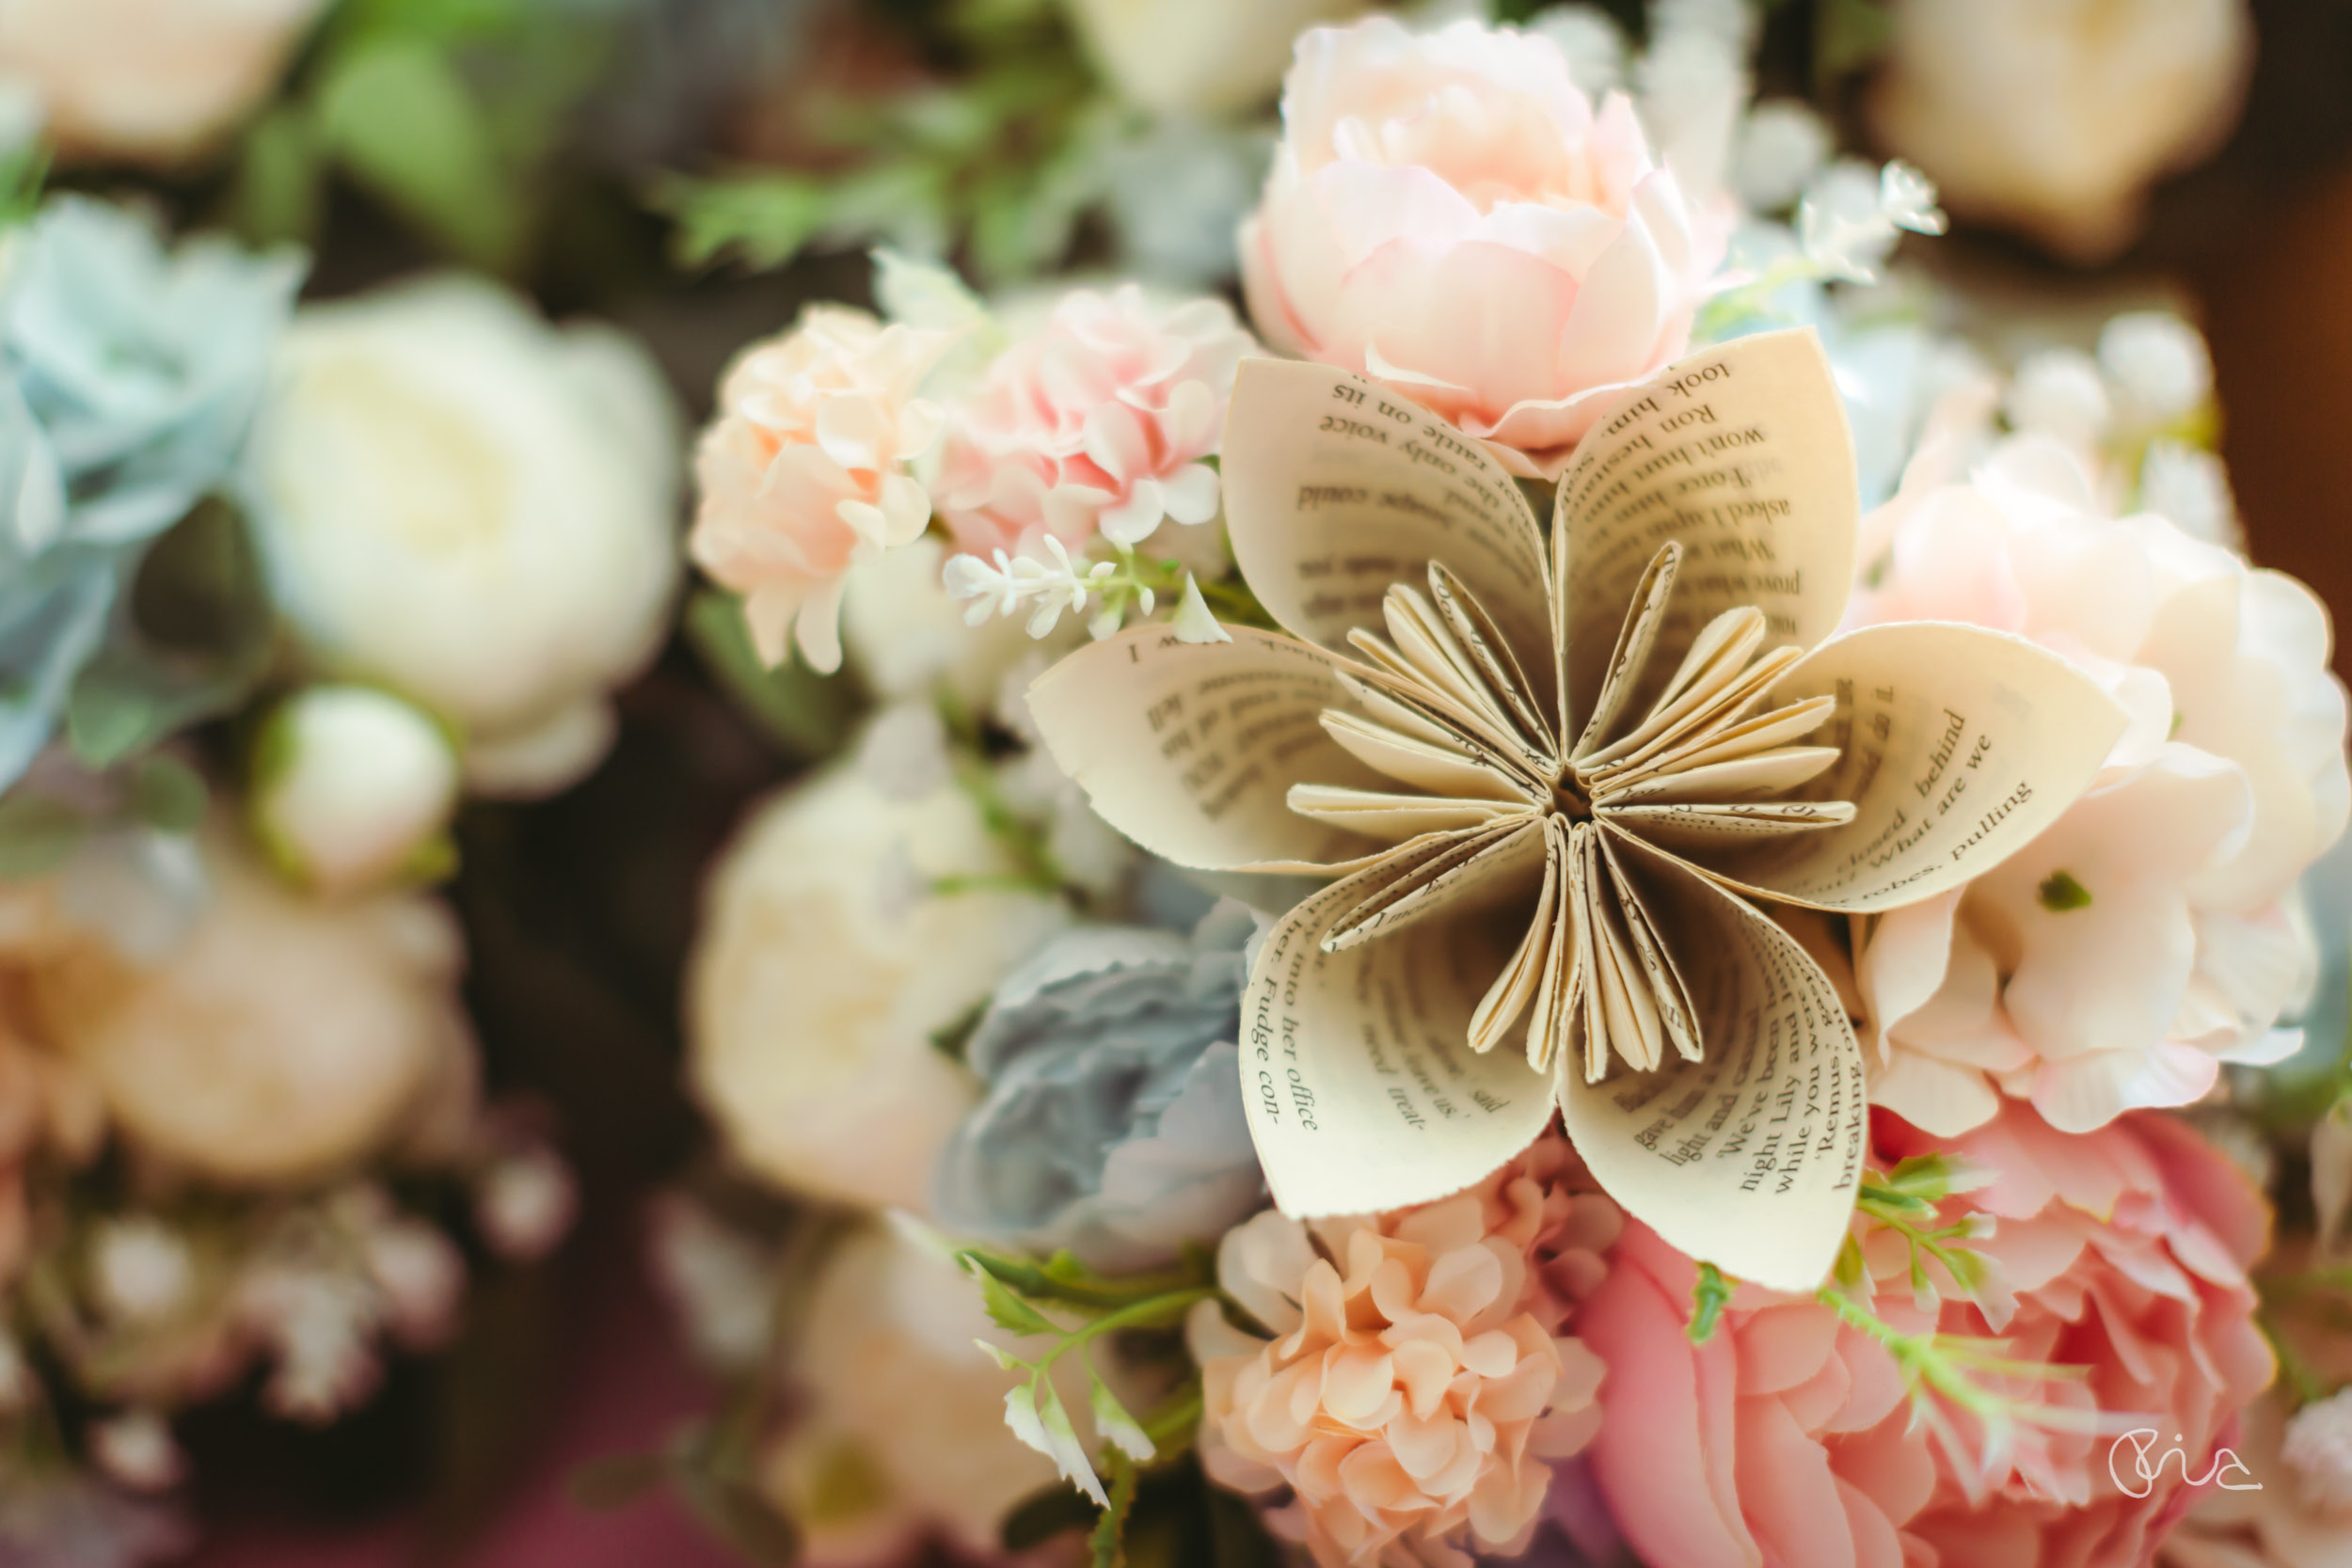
[1581,1104,2274,1568]
[690,307,950,673]
[936,284,1250,560]
[1190,1137,1615,1567]
[1240,17,1727,479]
[1846,437,2349,1133]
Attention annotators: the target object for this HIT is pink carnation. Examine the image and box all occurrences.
[1581,1104,2274,1568]
[1241,17,1728,479]
[1189,1138,1614,1568]
[1846,436,2349,1133]
[690,307,949,673]
[936,284,1251,560]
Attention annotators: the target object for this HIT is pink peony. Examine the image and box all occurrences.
[1240,17,1729,480]
[1189,1137,1615,1567]
[690,307,950,673]
[935,284,1252,560]
[1844,436,2349,1133]
[1581,1103,2274,1568]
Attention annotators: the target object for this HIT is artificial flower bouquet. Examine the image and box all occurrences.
[656,11,2352,1568]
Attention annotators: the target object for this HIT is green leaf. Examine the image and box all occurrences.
[566,1450,670,1510]
[977,1270,1058,1338]
[683,589,858,760]
[2036,870,2092,912]
[0,792,85,879]
[1088,1372,1155,1465]
[228,105,325,247]
[1814,0,1894,86]
[128,755,207,834]
[1089,1448,1138,1568]
[660,171,833,272]
[315,37,523,271]
[1688,1261,1733,1344]
[1001,1482,1098,1551]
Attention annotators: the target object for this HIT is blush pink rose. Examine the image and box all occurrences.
[1189,1136,1617,1567]
[936,284,1252,560]
[690,307,950,673]
[1581,1104,2274,1568]
[1845,436,2349,1134]
[1240,17,1729,479]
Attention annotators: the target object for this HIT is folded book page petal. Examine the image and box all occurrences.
[1557,832,1868,1293]
[1026,624,1391,871]
[1699,622,2130,911]
[1239,857,1558,1219]
[1220,356,1555,718]
[1551,328,1859,743]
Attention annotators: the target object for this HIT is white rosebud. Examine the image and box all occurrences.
[2138,438,2239,549]
[88,1411,184,1493]
[89,1217,193,1324]
[1733,101,1832,211]
[2098,310,2214,430]
[362,1219,465,1348]
[2284,1388,2352,1514]
[1057,0,1363,119]
[246,277,681,800]
[2004,349,2112,449]
[474,1147,576,1263]
[251,686,458,898]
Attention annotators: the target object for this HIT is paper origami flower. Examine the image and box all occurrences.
[1029,329,2122,1288]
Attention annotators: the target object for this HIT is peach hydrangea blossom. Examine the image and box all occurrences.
[1845,436,2349,1134]
[936,284,1252,560]
[1240,17,1729,479]
[690,307,951,673]
[1581,1103,2274,1568]
[1188,1137,1615,1567]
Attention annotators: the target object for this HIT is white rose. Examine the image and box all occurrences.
[1058,0,1368,119]
[250,686,459,898]
[0,0,324,166]
[245,276,682,799]
[1867,0,2252,262]
[686,766,1068,1212]
[27,836,476,1185]
[762,1222,1057,1567]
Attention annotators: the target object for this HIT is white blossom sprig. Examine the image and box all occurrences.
[943,537,1231,645]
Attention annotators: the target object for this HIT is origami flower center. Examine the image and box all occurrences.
[1551,768,1595,822]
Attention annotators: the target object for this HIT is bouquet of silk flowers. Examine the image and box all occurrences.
[653,11,2352,1568]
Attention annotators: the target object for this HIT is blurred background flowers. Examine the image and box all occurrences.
[0,0,2347,1565]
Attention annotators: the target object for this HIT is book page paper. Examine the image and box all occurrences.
[1558,833,1867,1292]
[1221,357,1554,713]
[1551,329,1858,741]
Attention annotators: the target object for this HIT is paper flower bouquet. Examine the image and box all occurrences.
[653,10,2352,1568]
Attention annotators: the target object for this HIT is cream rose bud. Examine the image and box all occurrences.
[686,765,1068,1213]
[27,837,477,1186]
[1059,0,1366,119]
[1867,0,2252,263]
[1244,18,1728,480]
[0,0,325,166]
[249,686,459,899]
[245,277,683,800]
